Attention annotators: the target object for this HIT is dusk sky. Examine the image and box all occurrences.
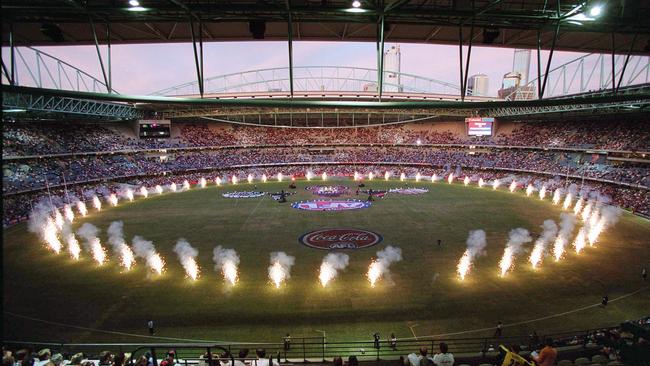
[3,41,617,97]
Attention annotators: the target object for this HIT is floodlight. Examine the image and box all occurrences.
[352,0,361,8]
[129,0,140,6]
[589,5,602,17]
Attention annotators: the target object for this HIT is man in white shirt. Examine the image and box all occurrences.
[406,347,429,366]
[254,349,269,366]
[432,343,454,366]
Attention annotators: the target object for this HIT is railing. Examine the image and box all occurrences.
[1,325,618,363]
[1,47,112,93]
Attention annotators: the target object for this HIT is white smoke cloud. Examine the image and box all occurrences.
[132,235,165,275]
[552,212,577,261]
[107,221,136,270]
[456,229,487,280]
[213,245,241,285]
[367,245,402,286]
[268,251,296,288]
[76,222,107,264]
[319,252,350,287]
[173,238,200,280]
[499,228,532,276]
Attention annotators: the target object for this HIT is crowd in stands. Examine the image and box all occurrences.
[4,146,648,195]
[4,163,649,227]
[4,120,649,157]
[3,317,648,366]
[3,120,648,225]
[497,120,650,151]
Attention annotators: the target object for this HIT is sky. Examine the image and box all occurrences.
[2,41,633,97]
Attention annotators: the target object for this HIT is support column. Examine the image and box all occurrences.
[89,18,110,93]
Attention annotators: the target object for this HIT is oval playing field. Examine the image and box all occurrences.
[4,180,650,343]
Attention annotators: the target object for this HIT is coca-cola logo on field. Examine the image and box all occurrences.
[299,228,383,250]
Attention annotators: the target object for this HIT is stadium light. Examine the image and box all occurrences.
[344,0,367,13]
[589,4,603,17]
[129,0,139,6]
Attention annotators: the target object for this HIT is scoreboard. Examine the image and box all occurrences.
[465,117,494,136]
[138,119,171,138]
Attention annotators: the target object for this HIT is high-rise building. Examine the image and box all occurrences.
[467,74,489,96]
[384,45,402,92]
[513,49,531,85]
[498,49,536,100]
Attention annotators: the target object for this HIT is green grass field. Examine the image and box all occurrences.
[4,179,650,345]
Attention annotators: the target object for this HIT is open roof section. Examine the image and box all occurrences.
[2,0,650,54]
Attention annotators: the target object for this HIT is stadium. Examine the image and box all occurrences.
[2,2,650,366]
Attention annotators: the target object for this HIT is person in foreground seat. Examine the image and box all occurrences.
[531,338,557,366]
[432,343,454,366]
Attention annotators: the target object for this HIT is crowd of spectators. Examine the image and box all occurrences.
[4,120,649,158]
[3,121,648,226]
[4,163,649,227]
[4,146,648,195]
[3,317,648,366]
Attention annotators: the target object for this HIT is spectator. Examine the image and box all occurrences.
[432,343,454,366]
[531,338,558,366]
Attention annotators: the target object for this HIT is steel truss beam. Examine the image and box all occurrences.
[485,99,650,117]
[2,91,141,119]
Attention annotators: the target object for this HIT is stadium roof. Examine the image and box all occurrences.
[3,0,650,54]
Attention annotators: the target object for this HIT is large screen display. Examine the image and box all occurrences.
[465,117,494,136]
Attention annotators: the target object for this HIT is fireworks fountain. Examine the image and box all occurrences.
[268,252,295,288]
[174,239,200,280]
[108,193,118,206]
[318,253,350,287]
[262,174,267,183]
[76,200,88,217]
[306,171,313,181]
[415,172,421,182]
[322,172,328,181]
[247,174,253,184]
[526,184,534,197]
[400,172,405,181]
[77,223,107,265]
[213,245,240,286]
[53,209,64,230]
[140,186,149,198]
[478,178,485,188]
[492,179,501,190]
[92,195,102,211]
[155,185,163,194]
[447,173,454,184]
[182,180,190,190]
[464,176,470,186]
[573,197,585,215]
[368,172,374,180]
[132,236,165,275]
[552,213,577,261]
[277,173,283,182]
[529,220,558,269]
[456,230,487,281]
[63,204,75,223]
[215,177,222,186]
[107,221,136,270]
[28,209,63,254]
[509,181,517,193]
[499,228,532,277]
[432,174,438,182]
[199,177,207,188]
[232,175,238,184]
[539,185,547,200]
[366,246,402,287]
[552,189,563,205]
[170,182,178,192]
[384,171,390,181]
[125,188,135,201]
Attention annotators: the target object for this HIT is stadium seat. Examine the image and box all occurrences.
[558,359,574,366]
[575,357,591,365]
[606,362,624,366]
[591,355,608,364]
